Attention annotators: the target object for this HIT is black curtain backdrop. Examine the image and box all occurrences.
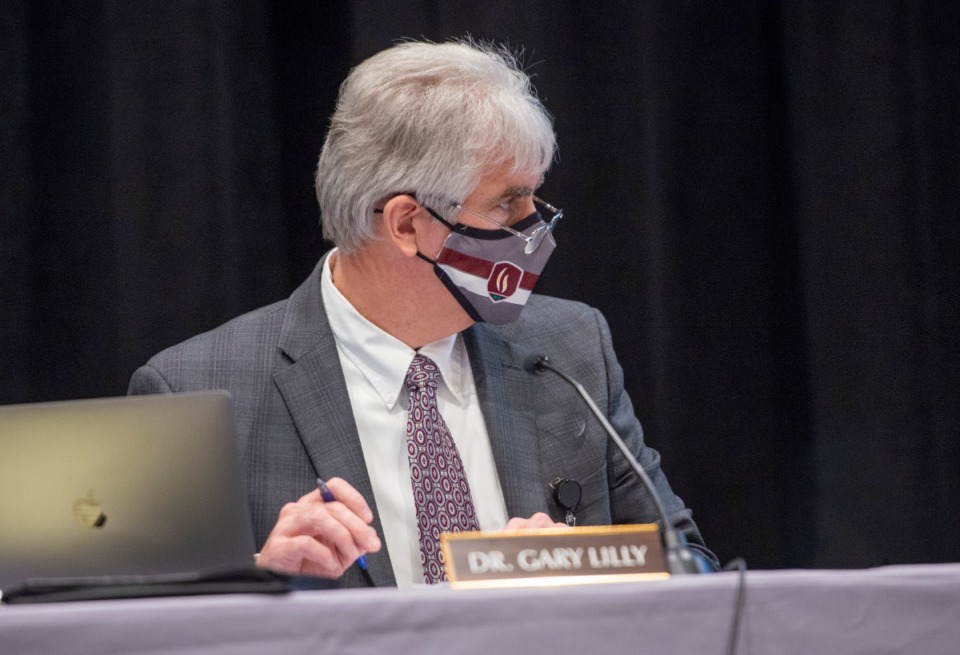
[2,1,958,570]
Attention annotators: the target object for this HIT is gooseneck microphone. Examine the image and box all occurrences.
[532,355,703,575]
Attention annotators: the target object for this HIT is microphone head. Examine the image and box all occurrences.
[524,354,550,374]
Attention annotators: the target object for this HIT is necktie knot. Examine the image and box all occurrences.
[405,354,441,392]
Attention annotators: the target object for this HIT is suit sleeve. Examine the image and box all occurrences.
[591,307,720,571]
[127,365,175,395]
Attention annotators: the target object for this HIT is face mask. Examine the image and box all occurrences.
[417,209,556,324]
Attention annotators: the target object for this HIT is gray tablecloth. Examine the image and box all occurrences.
[2,564,958,654]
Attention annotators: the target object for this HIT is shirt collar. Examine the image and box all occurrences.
[320,250,468,409]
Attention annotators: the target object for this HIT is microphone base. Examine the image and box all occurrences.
[665,529,708,575]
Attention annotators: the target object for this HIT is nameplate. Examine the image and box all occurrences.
[441,524,668,589]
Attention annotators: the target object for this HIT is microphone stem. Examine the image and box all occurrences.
[536,356,700,575]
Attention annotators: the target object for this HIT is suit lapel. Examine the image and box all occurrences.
[464,324,548,521]
[272,257,396,587]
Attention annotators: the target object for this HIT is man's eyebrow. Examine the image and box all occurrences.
[498,185,535,200]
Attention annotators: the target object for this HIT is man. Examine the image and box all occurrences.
[129,39,716,587]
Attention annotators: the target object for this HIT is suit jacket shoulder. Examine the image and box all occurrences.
[127,260,377,570]
[130,299,289,393]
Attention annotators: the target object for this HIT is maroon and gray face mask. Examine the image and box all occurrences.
[417,210,556,325]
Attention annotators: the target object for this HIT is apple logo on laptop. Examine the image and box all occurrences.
[73,492,107,528]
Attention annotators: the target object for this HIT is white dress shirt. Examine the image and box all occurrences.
[320,251,509,587]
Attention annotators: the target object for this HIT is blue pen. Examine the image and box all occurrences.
[316,477,368,571]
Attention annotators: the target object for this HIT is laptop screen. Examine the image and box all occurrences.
[0,391,257,592]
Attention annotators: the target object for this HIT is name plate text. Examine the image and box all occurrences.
[441,524,668,588]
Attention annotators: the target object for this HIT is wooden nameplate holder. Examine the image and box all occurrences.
[441,524,668,589]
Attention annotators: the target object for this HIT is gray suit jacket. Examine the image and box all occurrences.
[129,255,716,586]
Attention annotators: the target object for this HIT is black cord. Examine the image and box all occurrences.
[722,557,748,655]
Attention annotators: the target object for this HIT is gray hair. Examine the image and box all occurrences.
[315,39,557,253]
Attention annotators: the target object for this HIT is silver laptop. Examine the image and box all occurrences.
[0,391,257,593]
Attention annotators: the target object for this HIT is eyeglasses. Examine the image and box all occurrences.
[452,196,563,254]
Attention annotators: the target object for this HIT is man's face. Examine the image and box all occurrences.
[420,161,543,258]
[410,160,556,328]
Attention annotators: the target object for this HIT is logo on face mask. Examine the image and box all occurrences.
[487,261,523,302]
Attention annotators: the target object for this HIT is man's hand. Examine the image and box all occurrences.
[506,512,567,530]
[255,477,381,578]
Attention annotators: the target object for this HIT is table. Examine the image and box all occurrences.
[2,564,958,654]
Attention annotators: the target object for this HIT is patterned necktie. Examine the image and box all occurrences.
[404,353,480,583]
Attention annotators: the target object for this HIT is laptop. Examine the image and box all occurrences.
[0,391,259,595]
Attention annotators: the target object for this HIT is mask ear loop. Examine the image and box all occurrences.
[372,194,457,262]
[384,202,484,323]
[422,206,461,232]
[372,196,465,232]
[416,205,464,266]
[415,251,438,266]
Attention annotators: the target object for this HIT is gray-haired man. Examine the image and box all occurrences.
[130,40,716,588]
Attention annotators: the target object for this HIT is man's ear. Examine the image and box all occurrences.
[380,194,429,258]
